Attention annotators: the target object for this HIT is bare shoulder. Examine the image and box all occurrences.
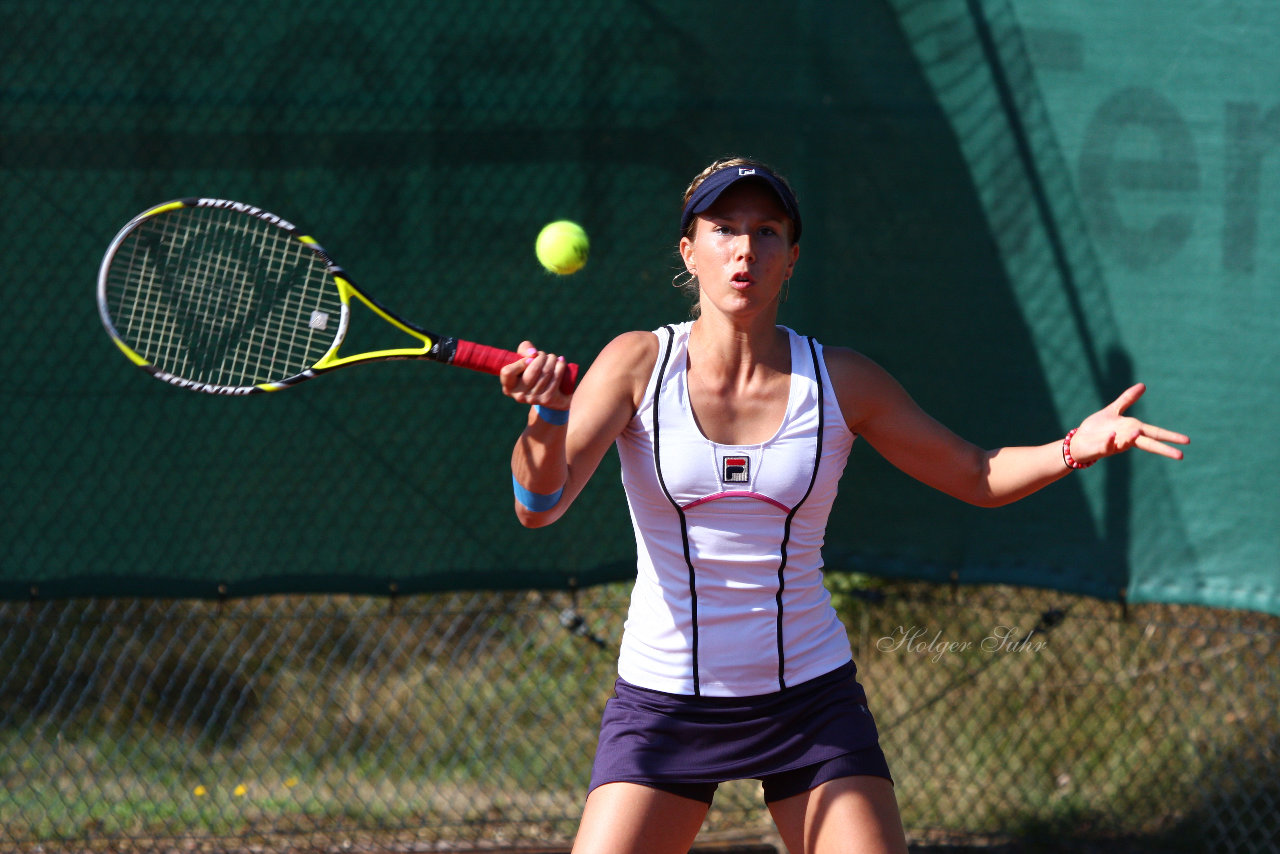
[592,330,659,381]
[598,329,660,362]
[820,344,910,433]
[577,330,659,413]
[821,344,897,390]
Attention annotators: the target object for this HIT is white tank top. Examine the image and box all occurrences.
[614,322,857,697]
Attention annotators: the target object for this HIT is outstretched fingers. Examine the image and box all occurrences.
[1075,384,1189,464]
[1108,382,1148,415]
[1132,424,1191,459]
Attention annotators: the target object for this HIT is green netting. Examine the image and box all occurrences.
[1,0,1275,615]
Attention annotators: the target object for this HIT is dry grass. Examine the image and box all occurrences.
[1,585,1276,851]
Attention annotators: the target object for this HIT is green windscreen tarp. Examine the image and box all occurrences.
[1,0,1274,615]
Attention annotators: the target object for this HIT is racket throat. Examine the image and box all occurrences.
[430,336,460,364]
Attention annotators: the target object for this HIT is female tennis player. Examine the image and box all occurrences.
[499,157,1188,854]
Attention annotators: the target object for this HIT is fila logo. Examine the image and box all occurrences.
[722,456,749,483]
[738,168,756,176]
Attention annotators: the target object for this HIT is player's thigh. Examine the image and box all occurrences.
[767,775,907,854]
[571,781,710,854]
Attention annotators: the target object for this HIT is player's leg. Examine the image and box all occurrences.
[766,775,908,854]
[571,781,710,854]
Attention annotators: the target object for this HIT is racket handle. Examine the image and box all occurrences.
[452,339,579,394]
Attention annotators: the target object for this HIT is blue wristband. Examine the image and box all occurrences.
[512,475,564,512]
[534,405,570,426]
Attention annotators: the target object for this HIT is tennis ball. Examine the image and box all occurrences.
[535,220,589,275]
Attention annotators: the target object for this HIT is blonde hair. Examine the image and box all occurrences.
[674,157,800,316]
[679,157,799,240]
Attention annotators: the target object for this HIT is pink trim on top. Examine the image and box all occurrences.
[681,491,791,513]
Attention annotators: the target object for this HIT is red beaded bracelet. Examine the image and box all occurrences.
[1062,428,1094,470]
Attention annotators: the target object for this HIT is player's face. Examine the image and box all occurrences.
[681,181,799,322]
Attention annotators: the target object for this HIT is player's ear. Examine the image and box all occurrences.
[679,235,696,273]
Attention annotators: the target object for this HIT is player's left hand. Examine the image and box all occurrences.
[1069,383,1190,465]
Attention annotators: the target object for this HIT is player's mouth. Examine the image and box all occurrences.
[730,271,754,289]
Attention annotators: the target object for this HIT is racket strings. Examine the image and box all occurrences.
[105,206,342,388]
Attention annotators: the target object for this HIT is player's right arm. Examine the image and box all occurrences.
[501,331,656,527]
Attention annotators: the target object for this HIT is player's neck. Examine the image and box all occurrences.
[688,314,788,380]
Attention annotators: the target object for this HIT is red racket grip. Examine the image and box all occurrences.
[452,339,579,394]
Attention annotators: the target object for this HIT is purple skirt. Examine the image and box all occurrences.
[588,661,890,803]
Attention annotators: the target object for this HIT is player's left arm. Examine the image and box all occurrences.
[824,347,1188,508]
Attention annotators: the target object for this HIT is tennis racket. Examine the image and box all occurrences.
[97,197,579,395]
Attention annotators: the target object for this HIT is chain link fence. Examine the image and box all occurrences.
[4,3,1275,851]
[3,582,1276,853]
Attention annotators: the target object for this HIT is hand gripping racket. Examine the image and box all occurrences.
[97,198,579,395]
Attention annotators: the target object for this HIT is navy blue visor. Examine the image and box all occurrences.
[680,165,802,241]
